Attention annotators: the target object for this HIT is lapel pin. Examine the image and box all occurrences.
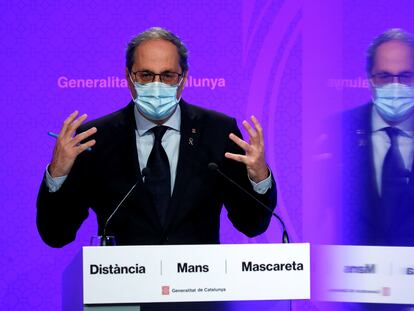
[189,137,194,146]
[192,128,197,134]
[358,139,367,147]
[355,130,367,147]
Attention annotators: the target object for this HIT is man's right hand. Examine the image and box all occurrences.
[49,111,97,178]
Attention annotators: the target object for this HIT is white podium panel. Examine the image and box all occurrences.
[83,243,310,304]
[313,245,414,305]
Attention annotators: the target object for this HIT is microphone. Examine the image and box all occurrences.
[208,162,289,243]
[100,168,148,246]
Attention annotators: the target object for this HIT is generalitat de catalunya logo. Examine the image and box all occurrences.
[162,285,170,295]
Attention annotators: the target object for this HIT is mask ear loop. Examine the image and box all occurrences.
[176,73,186,103]
[128,73,138,101]
[369,77,376,103]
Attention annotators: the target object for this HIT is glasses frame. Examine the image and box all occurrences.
[131,70,183,85]
[370,71,414,87]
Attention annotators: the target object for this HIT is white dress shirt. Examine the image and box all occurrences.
[371,106,414,195]
[134,105,181,193]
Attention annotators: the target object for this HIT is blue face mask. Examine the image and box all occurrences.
[131,80,181,121]
[373,83,414,123]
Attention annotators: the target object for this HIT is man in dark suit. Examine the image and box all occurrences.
[36,27,276,248]
[338,28,414,247]
[315,29,414,311]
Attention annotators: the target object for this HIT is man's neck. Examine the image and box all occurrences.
[371,105,414,134]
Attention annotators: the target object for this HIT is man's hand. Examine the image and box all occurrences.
[225,116,269,183]
[49,111,97,178]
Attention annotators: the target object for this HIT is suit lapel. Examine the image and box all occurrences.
[122,102,141,181]
[353,104,378,200]
[364,105,378,201]
[164,101,200,231]
[345,104,380,236]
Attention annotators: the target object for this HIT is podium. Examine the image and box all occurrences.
[63,243,310,310]
[313,245,414,305]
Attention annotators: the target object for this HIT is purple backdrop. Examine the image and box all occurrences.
[1,0,413,310]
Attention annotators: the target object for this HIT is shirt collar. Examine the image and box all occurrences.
[371,104,414,137]
[134,104,181,136]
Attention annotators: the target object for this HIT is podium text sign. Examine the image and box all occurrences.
[83,243,310,305]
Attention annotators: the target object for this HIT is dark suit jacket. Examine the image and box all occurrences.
[37,100,277,247]
[324,103,414,246]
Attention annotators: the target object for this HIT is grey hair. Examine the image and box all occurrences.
[126,27,188,73]
[366,28,414,76]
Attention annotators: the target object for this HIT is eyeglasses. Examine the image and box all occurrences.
[370,71,414,86]
[131,70,183,85]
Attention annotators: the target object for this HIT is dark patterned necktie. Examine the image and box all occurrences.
[380,127,409,237]
[146,126,171,226]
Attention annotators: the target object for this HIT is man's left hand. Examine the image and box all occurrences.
[225,116,269,183]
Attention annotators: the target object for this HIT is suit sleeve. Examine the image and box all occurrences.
[36,146,93,248]
[221,118,277,237]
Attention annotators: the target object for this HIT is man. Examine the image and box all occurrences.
[314,28,414,311]
[339,28,414,247]
[36,27,276,248]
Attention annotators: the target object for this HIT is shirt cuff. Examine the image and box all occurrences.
[249,169,272,194]
[45,164,67,193]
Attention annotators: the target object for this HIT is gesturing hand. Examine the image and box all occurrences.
[225,116,269,183]
[49,111,97,178]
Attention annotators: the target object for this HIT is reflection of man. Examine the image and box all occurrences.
[316,28,414,311]
[36,27,276,248]
[340,29,414,246]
